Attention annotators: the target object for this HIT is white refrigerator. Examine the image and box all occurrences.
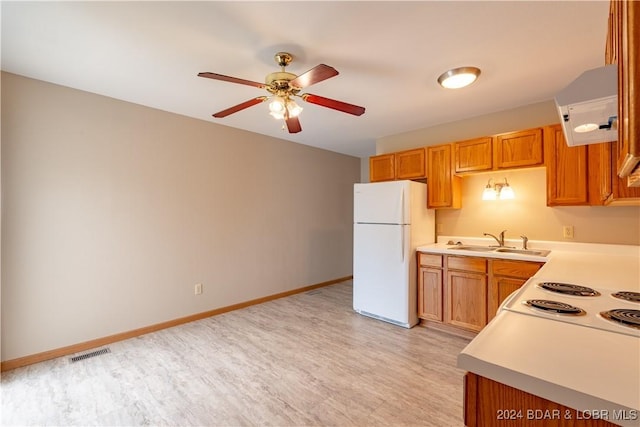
[353,180,435,328]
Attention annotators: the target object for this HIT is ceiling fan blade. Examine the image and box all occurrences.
[198,72,266,89]
[301,93,366,116]
[212,97,267,118]
[285,115,302,133]
[289,64,338,89]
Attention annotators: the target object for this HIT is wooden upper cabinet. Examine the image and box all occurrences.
[369,153,395,182]
[427,144,461,209]
[395,148,426,180]
[494,128,544,169]
[590,141,640,205]
[607,0,640,182]
[605,2,618,65]
[455,137,493,173]
[545,125,589,206]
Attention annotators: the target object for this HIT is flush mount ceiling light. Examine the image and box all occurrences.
[438,66,481,89]
[482,178,515,200]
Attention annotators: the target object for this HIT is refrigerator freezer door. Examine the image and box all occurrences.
[353,223,414,327]
[354,181,410,225]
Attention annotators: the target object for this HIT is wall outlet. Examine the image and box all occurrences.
[194,283,203,295]
[562,225,574,239]
[436,223,443,233]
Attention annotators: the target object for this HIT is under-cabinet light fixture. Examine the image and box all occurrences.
[482,178,515,200]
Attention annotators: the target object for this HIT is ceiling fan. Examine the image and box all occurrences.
[198,52,365,134]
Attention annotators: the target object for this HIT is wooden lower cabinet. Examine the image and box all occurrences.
[419,266,443,321]
[488,276,526,321]
[418,253,544,334]
[446,269,487,332]
[488,259,544,321]
[464,373,619,427]
[418,253,444,321]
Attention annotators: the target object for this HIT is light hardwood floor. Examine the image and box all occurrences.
[1,281,470,426]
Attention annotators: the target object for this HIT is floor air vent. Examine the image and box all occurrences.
[70,348,111,363]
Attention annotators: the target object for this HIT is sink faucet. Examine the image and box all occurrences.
[520,235,529,250]
[484,230,507,247]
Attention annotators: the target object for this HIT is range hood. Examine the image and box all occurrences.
[554,65,618,146]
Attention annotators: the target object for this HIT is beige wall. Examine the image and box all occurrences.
[374,102,640,245]
[438,168,640,245]
[1,72,360,361]
[376,101,560,154]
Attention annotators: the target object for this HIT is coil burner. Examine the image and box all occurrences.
[538,282,600,297]
[611,291,640,304]
[524,299,586,315]
[600,309,640,330]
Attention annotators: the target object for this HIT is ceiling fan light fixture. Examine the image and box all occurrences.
[438,66,481,89]
[269,96,286,113]
[286,99,303,118]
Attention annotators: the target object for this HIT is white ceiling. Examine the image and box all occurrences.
[1,1,610,158]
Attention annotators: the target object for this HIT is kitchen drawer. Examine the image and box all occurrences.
[491,259,543,278]
[447,256,487,273]
[419,253,442,268]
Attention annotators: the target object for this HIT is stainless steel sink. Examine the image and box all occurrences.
[447,245,496,252]
[495,248,551,257]
[447,245,551,257]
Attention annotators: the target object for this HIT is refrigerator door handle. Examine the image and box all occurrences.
[401,225,405,262]
[401,188,405,224]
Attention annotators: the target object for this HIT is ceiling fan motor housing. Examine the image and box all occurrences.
[265,71,299,95]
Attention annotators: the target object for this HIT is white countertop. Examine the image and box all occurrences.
[418,236,640,426]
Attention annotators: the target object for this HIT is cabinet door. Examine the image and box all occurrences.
[418,267,443,322]
[369,153,395,182]
[427,144,461,209]
[611,0,640,179]
[487,276,526,322]
[545,125,589,206]
[589,141,640,205]
[495,128,543,169]
[490,259,543,278]
[465,373,619,427]
[446,270,487,332]
[588,142,613,205]
[488,260,543,322]
[455,137,493,173]
[395,148,426,179]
